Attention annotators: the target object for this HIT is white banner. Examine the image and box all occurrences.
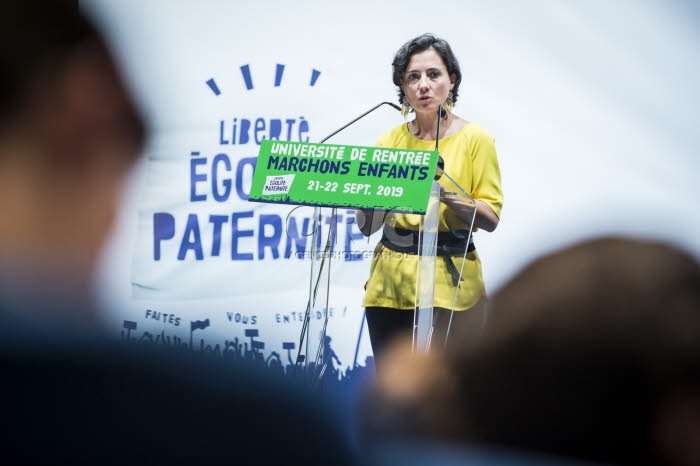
[86,0,700,394]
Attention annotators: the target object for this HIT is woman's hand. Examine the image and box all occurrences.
[355,209,386,237]
[440,187,500,232]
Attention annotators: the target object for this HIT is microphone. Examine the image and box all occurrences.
[433,105,472,204]
[434,104,445,180]
[319,101,401,143]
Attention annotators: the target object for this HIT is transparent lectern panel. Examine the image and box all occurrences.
[413,181,440,354]
[294,205,374,389]
[412,168,478,353]
[296,207,334,389]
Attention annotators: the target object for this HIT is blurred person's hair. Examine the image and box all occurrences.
[0,0,144,150]
[358,237,700,466]
[449,236,700,466]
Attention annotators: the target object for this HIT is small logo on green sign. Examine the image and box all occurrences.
[249,140,438,213]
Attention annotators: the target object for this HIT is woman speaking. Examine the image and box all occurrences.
[357,33,504,362]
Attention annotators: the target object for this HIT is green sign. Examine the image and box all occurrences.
[249,140,439,213]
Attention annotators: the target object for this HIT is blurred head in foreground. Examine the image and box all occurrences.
[0,0,145,318]
[360,236,700,466]
[0,6,360,465]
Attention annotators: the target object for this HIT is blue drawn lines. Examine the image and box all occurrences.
[240,64,254,90]
[206,64,321,96]
[205,78,221,96]
[274,64,285,87]
[310,69,321,87]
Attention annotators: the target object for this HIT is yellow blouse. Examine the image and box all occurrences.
[362,122,503,311]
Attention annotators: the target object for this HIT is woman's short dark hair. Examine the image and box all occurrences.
[392,33,462,106]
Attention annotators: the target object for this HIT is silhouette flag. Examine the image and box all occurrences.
[190,319,211,332]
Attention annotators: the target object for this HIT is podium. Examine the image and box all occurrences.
[249,103,477,387]
[293,168,477,390]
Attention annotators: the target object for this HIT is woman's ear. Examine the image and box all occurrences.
[450,74,456,89]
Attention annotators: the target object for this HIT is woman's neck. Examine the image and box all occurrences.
[409,111,450,140]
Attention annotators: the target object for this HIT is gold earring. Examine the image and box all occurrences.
[401,96,412,118]
[444,91,454,113]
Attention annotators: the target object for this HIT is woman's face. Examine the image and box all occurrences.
[401,48,455,117]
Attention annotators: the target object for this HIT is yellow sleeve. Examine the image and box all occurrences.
[469,125,503,218]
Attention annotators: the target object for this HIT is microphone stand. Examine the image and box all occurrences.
[319,102,401,144]
[412,105,445,353]
[294,101,401,389]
